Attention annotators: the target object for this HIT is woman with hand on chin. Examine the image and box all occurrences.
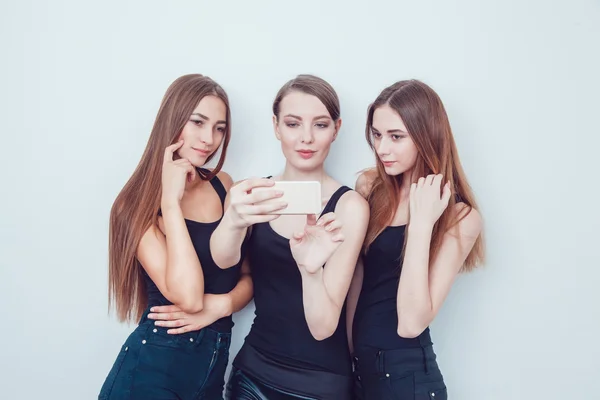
[98,74,251,400]
[347,80,485,400]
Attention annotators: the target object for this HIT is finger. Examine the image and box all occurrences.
[148,312,184,321]
[417,177,426,187]
[237,202,288,216]
[246,190,284,205]
[325,220,343,232]
[316,212,335,226]
[441,181,452,206]
[331,233,345,242]
[432,174,444,188]
[409,182,416,206]
[306,214,317,226]
[154,319,186,328]
[164,140,184,161]
[150,305,182,313]
[425,174,435,186]
[167,326,191,335]
[237,178,276,194]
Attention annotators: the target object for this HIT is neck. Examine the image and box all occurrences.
[185,167,204,191]
[281,162,327,183]
[398,169,416,199]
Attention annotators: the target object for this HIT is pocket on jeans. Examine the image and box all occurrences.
[386,373,415,400]
[424,387,447,400]
[416,384,447,400]
[98,344,129,399]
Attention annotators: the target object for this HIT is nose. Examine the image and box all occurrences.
[300,126,315,144]
[199,126,214,146]
[376,137,391,157]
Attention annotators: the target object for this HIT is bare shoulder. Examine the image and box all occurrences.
[450,202,483,239]
[336,188,370,223]
[216,170,234,190]
[355,168,377,199]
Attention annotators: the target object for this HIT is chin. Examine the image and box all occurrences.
[382,165,405,177]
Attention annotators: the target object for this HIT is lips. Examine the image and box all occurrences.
[297,150,316,159]
[192,147,211,156]
[381,160,396,167]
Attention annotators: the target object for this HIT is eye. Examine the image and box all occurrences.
[372,131,382,138]
[217,126,226,133]
[286,122,299,128]
[315,123,329,129]
[392,134,402,140]
[191,119,203,126]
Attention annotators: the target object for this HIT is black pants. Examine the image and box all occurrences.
[353,345,447,400]
[98,316,231,399]
[226,343,353,399]
[226,367,318,400]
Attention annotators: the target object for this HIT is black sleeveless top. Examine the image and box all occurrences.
[239,185,353,376]
[142,168,244,332]
[353,224,433,350]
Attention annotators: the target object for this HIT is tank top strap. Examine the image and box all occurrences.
[320,185,352,217]
[197,168,227,206]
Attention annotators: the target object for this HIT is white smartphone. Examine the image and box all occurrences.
[253,180,322,215]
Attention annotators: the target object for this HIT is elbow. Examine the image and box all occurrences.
[179,297,204,314]
[214,254,240,270]
[308,322,337,341]
[397,318,428,339]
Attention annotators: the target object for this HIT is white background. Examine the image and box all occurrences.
[1,1,599,399]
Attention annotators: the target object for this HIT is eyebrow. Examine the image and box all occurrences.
[284,114,332,121]
[371,126,408,134]
[191,113,227,125]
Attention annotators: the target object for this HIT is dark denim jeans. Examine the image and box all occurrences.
[98,319,231,400]
[353,345,447,400]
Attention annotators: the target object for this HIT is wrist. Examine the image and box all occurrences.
[161,197,181,211]
[408,219,434,235]
[299,265,323,280]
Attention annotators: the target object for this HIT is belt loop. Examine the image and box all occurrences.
[377,350,384,374]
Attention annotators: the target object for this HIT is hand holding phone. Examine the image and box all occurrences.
[225,178,288,228]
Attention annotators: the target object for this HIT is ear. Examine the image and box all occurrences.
[273,115,282,141]
[332,118,342,142]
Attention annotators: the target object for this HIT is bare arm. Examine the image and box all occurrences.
[397,203,482,338]
[345,172,372,351]
[210,178,285,269]
[300,192,370,340]
[346,258,364,353]
[137,214,204,313]
[147,256,254,333]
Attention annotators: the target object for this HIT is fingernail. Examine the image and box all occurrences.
[150,307,155,312]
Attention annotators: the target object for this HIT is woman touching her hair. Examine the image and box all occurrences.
[347,79,485,400]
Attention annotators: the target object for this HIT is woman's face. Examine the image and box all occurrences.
[176,95,227,167]
[371,104,418,177]
[273,91,341,171]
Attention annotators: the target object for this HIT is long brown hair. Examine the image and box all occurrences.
[364,80,484,272]
[108,74,231,322]
[272,74,340,121]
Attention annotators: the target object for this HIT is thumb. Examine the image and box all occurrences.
[290,231,305,246]
[306,214,317,226]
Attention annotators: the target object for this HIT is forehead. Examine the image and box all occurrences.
[372,105,407,131]
[279,91,330,118]
[193,95,227,117]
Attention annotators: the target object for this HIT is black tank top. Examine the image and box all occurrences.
[353,224,433,350]
[242,185,353,375]
[142,168,244,332]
